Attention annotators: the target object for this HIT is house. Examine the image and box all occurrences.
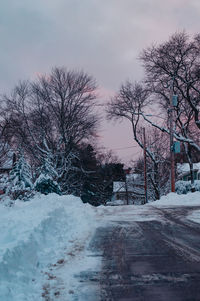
[177,163,200,181]
[0,149,16,194]
[0,151,15,175]
[111,173,145,205]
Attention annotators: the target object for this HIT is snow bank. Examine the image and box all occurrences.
[150,191,200,207]
[0,193,97,301]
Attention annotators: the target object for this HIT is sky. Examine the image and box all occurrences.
[1,0,200,164]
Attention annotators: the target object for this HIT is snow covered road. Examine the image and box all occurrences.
[75,198,200,300]
[1,192,200,300]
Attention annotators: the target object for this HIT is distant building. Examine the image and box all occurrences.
[0,151,15,175]
[177,163,200,181]
[0,148,16,194]
[111,173,145,205]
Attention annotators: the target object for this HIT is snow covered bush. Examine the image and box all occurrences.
[34,153,61,195]
[7,153,33,200]
[176,180,200,194]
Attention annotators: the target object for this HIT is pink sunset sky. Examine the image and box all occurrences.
[0,0,200,164]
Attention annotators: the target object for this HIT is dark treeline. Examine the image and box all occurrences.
[0,67,124,205]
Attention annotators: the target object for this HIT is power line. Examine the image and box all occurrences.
[112,145,139,151]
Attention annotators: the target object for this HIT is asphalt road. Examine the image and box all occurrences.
[77,206,200,301]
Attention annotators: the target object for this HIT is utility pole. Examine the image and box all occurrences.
[143,128,148,204]
[125,176,129,205]
[169,77,175,192]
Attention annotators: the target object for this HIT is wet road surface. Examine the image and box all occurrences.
[77,206,200,301]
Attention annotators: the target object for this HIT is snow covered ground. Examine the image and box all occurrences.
[187,210,200,224]
[1,191,200,300]
[0,194,100,301]
[97,203,160,222]
[150,191,200,207]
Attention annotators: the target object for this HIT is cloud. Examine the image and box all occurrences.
[1,0,199,91]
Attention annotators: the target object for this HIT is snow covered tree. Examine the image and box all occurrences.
[34,152,61,195]
[7,153,33,200]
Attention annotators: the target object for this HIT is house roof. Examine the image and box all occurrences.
[113,180,144,193]
[113,181,126,192]
[177,163,200,175]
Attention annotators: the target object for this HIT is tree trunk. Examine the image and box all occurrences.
[189,162,195,192]
[125,176,129,205]
[184,143,195,192]
[154,161,160,200]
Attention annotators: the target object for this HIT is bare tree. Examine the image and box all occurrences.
[140,32,200,145]
[145,127,170,198]
[107,81,149,147]
[107,81,165,200]
[140,32,200,127]
[1,67,99,193]
[140,32,200,189]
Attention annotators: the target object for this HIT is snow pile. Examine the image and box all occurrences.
[150,191,200,207]
[0,194,98,301]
